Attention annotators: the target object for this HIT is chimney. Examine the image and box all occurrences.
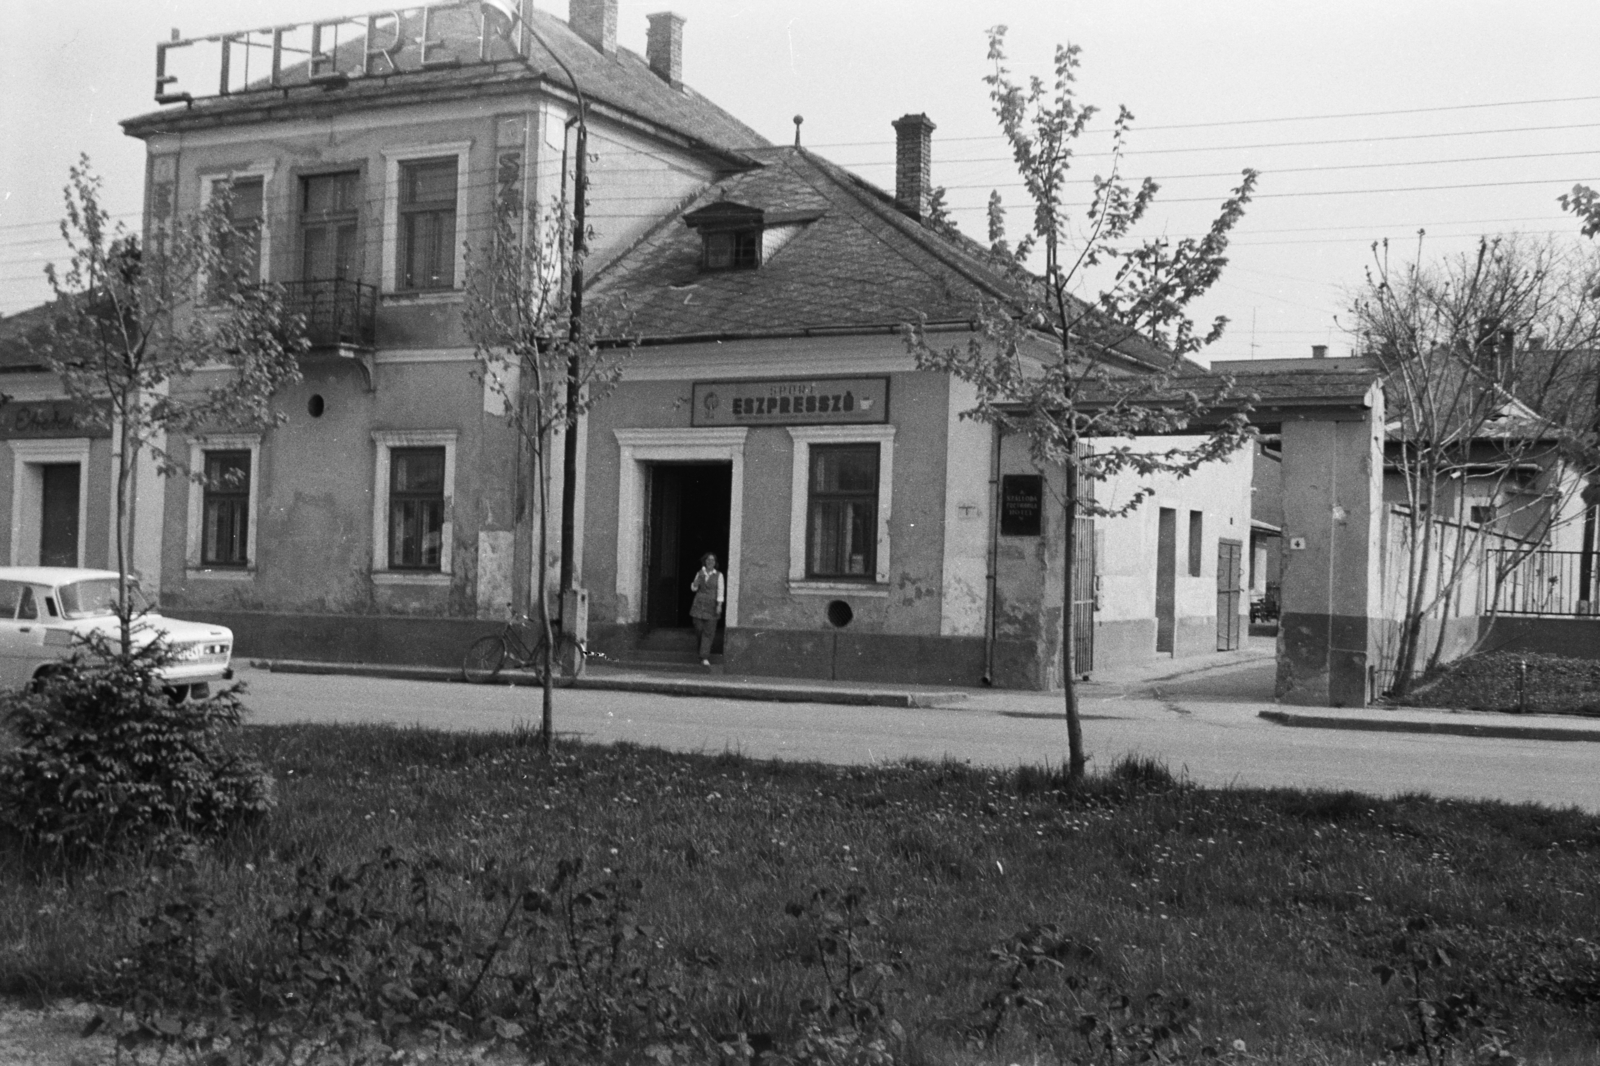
[570,0,617,55]
[646,12,684,86]
[1311,344,1328,359]
[892,113,936,220]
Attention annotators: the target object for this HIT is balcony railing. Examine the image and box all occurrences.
[280,279,376,350]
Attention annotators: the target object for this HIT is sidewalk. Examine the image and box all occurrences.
[260,642,1600,744]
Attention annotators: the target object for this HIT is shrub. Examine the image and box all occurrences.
[0,636,274,855]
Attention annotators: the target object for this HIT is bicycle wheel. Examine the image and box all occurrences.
[463,635,508,683]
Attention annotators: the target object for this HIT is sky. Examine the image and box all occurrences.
[4,0,1600,363]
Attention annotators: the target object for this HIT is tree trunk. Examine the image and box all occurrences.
[115,410,133,656]
[1392,499,1436,697]
[535,440,554,754]
[1062,454,1086,786]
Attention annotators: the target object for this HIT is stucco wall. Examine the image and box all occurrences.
[582,342,951,641]
[162,357,511,618]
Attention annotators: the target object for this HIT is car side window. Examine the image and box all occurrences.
[43,596,59,618]
[17,588,38,621]
[0,580,23,620]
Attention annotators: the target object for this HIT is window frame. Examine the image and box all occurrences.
[185,434,261,578]
[198,164,275,293]
[805,443,880,580]
[298,168,363,282]
[371,430,456,582]
[396,157,459,291]
[381,142,471,295]
[787,425,895,589]
[703,228,760,271]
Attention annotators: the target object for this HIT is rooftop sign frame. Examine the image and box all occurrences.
[153,1,528,105]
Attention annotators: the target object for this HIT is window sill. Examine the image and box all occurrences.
[372,571,452,586]
[382,290,462,306]
[186,568,254,581]
[788,580,890,597]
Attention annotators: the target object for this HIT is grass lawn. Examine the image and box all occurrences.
[2,722,1598,1064]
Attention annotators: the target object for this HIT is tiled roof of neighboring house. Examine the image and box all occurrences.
[121,7,768,160]
[590,145,1177,370]
[0,302,55,371]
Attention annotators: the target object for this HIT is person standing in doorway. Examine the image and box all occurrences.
[689,552,724,667]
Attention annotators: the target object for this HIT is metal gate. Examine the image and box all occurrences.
[1216,538,1243,651]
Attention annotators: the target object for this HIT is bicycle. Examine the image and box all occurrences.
[462,612,588,683]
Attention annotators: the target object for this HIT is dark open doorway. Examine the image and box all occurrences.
[1155,507,1177,654]
[40,463,80,567]
[645,463,731,630]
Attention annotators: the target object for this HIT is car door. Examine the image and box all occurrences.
[0,580,35,688]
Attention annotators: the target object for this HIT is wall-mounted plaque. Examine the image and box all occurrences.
[691,376,889,427]
[1000,474,1044,536]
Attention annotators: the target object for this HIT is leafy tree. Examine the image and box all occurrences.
[1350,234,1600,693]
[908,28,1258,784]
[462,194,629,753]
[27,156,307,651]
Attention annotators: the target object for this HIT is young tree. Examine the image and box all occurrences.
[27,156,307,652]
[462,194,629,754]
[1350,234,1600,694]
[908,28,1258,785]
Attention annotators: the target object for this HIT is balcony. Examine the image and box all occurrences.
[280,279,377,390]
[282,278,377,350]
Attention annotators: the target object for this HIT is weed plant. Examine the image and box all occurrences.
[1,725,1597,1064]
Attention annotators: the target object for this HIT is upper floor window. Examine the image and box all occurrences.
[398,158,457,290]
[301,171,361,281]
[209,176,262,296]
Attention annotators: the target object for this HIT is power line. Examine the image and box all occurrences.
[803,93,1600,147]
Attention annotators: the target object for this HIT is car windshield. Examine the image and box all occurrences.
[57,578,150,619]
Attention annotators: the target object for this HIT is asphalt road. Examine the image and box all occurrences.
[236,661,1600,813]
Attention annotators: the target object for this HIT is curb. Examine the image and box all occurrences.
[261,660,968,710]
[1258,710,1600,743]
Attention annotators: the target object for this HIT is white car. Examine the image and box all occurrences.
[0,567,234,700]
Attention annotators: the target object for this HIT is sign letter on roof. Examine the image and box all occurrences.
[691,377,889,427]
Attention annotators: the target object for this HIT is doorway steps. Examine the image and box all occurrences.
[599,627,724,674]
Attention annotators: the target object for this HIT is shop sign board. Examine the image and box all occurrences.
[1000,474,1044,536]
[0,401,109,439]
[691,377,889,427]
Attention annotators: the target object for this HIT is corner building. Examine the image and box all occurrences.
[120,0,1254,688]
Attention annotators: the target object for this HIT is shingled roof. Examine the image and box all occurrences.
[590,145,1181,375]
[121,6,767,159]
[0,302,57,372]
[590,146,1025,338]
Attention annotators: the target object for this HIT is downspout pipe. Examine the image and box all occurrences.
[982,423,1002,685]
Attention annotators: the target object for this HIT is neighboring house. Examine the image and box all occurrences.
[0,302,121,573]
[100,0,1256,688]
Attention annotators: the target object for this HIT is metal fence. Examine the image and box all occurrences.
[1484,549,1599,616]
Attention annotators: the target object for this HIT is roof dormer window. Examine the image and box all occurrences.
[706,229,759,271]
[684,198,824,274]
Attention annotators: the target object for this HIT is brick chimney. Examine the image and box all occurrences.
[570,0,617,55]
[1311,344,1328,359]
[892,113,936,220]
[646,12,684,86]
